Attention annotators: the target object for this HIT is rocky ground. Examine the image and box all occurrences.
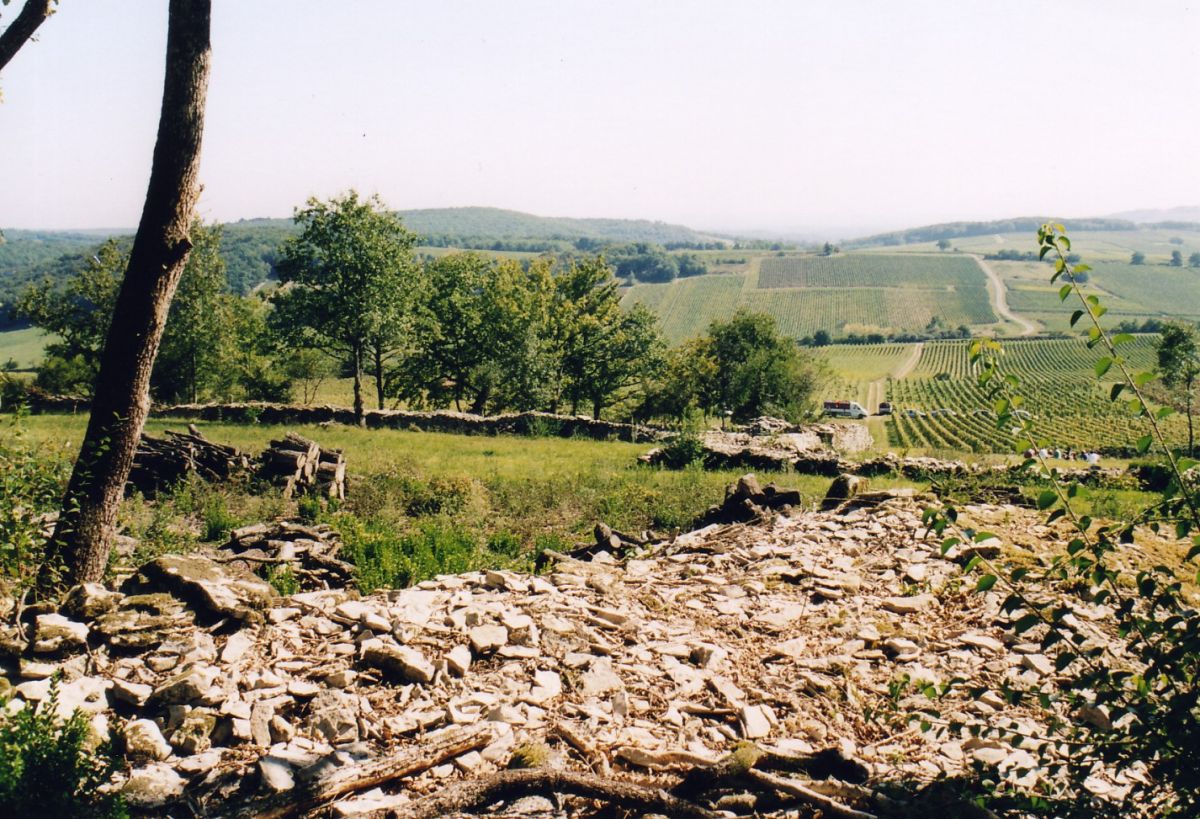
[0,479,1143,817]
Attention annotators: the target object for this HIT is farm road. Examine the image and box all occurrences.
[865,342,923,414]
[973,255,1038,336]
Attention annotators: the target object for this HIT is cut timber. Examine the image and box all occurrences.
[259,432,346,499]
[127,428,252,496]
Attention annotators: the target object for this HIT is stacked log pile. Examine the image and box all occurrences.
[220,520,355,591]
[128,426,253,496]
[259,433,346,500]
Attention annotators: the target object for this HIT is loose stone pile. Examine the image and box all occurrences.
[0,486,1142,816]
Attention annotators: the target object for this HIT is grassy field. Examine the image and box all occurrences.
[867,226,1200,264]
[622,252,1000,342]
[0,327,51,370]
[6,413,924,588]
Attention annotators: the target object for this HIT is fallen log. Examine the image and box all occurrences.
[213,724,491,819]
[388,768,721,819]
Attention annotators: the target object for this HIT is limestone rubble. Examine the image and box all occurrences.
[0,486,1144,816]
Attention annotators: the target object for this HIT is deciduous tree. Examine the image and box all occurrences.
[272,191,418,422]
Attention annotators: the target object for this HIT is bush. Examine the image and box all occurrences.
[200,494,238,542]
[658,433,705,468]
[0,423,71,584]
[0,680,127,819]
[337,516,489,591]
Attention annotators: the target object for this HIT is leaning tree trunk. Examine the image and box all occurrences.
[0,0,54,73]
[41,0,211,589]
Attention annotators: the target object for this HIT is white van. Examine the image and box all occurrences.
[823,400,868,419]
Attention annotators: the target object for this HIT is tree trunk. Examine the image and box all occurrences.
[352,342,365,425]
[0,0,54,73]
[373,344,385,410]
[592,397,603,420]
[41,0,211,590]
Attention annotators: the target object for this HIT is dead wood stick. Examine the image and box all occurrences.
[746,768,878,819]
[220,724,491,819]
[550,721,611,776]
[387,768,721,819]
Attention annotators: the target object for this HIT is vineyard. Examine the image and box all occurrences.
[621,253,999,343]
[758,253,985,289]
[878,336,1186,455]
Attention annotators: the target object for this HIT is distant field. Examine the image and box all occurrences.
[866,226,1200,265]
[0,327,50,369]
[622,253,1000,342]
[992,258,1200,333]
[758,253,983,289]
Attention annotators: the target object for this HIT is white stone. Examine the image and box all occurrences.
[32,613,89,653]
[259,756,296,792]
[122,764,185,807]
[126,719,173,761]
[445,644,472,676]
[882,594,935,614]
[220,631,255,663]
[469,625,508,655]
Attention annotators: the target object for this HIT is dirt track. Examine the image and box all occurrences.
[973,254,1038,336]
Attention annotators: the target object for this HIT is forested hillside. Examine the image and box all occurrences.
[0,208,723,325]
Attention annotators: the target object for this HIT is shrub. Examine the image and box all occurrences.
[657,433,705,468]
[201,494,238,542]
[0,422,71,584]
[0,680,127,819]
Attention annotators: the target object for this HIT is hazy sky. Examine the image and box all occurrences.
[1,0,1197,237]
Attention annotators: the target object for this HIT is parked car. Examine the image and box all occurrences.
[823,400,868,419]
[878,401,893,415]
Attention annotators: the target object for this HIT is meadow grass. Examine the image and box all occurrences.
[0,327,52,370]
[8,413,924,589]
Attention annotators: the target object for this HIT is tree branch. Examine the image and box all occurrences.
[388,768,721,819]
[0,0,53,74]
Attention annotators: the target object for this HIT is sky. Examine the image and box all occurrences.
[1,0,1198,238]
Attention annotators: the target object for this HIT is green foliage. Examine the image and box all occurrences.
[272,190,419,417]
[153,222,237,404]
[338,516,490,591]
[657,432,706,468]
[706,309,819,422]
[265,563,299,596]
[200,493,239,542]
[0,680,127,819]
[17,239,124,394]
[0,419,70,584]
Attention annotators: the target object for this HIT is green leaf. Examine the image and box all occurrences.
[1156,406,1174,420]
[1069,309,1084,327]
[1014,613,1040,633]
[1136,435,1153,454]
[1037,490,1057,510]
[1109,382,1125,401]
[1058,283,1073,302]
[976,574,998,592]
[1094,357,1112,378]
[1135,370,1157,386]
[1112,333,1135,347]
